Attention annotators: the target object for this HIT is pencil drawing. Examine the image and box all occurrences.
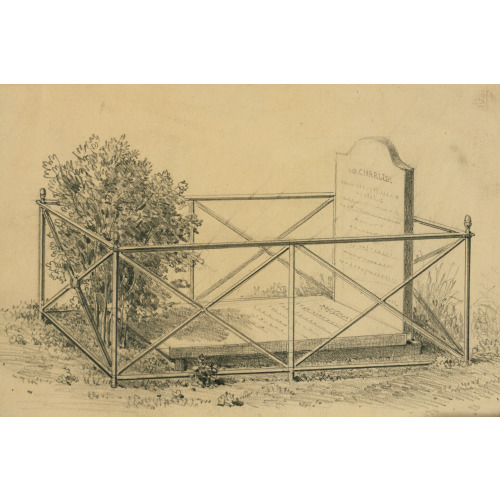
[1,85,499,416]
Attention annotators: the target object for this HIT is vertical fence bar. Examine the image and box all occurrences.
[288,245,296,381]
[189,200,195,300]
[331,197,336,300]
[38,188,46,320]
[464,215,472,364]
[111,235,120,387]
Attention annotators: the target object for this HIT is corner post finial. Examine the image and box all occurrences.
[40,188,46,203]
[111,230,120,251]
[464,215,472,234]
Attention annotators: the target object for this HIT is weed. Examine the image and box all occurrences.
[56,367,78,386]
[191,355,221,387]
[415,262,500,358]
[9,334,27,345]
[82,367,108,386]
[217,392,244,407]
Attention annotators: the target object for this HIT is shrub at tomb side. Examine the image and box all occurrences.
[42,135,202,347]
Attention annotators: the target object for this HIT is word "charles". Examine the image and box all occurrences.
[348,168,392,183]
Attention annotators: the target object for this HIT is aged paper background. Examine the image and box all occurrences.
[0,84,499,416]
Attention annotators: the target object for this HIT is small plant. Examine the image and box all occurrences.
[9,334,27,345]
[56,367,78,385]
[252,283,287,298]
[171,389,185,403]
[192,355,220,387]
[217,392,243,407]
[82,367,108,385]
[434,356,460,369]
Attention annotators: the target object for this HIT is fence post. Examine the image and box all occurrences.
[38,188,46,320]
[111,232,120,387]
[331,197,336,300]
[288,244,296,381]
[464,215,472,364]
[189,199,195,300]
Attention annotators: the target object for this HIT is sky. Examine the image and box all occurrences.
[0,85,498,308]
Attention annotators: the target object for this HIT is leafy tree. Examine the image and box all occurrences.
[43,134,201,347]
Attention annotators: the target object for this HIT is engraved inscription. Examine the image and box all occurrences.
[334,138,414,333]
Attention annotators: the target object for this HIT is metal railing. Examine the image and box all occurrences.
[37,188,473,386]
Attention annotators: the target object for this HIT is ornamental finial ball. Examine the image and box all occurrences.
[40,188,46,202]
[111,230,120,246]
[464,215,472,232]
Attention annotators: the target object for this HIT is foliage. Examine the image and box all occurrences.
[252,282,287,298]
[192,355,220,387]
[217,392,244,407]
[472,296,500,357]
[414,262,463,347]
[414,262,500,358]
[42,135,202,345]
[250,273,334,299]
[56,367,79,385]
[296,273,333,297]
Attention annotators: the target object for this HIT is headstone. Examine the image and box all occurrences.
[334,137,414,340]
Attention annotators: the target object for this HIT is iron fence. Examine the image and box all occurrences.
[37,188,473,386]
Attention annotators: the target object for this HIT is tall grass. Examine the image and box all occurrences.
[414,263,500,358]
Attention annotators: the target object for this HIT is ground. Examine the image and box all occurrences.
[1,305,499,416]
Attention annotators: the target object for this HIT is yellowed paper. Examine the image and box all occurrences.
[0,84,499,416]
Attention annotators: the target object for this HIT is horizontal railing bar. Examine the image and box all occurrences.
[293,359,434,372]
[41,309,79,314]
[186,192,335,201]
[119,232,464,252]
[42,311,111,376]
[116,359,434,381]
[38,202,113,248]
[414,216,463,234]
[117,372,192,380]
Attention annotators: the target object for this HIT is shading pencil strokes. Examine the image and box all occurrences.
[2,132,496,416]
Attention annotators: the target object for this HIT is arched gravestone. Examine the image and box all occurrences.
[334,137,414,343]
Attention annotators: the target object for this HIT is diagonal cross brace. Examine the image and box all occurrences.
[43,310,111,375]
[42,253,113,311]
[118,248,289,374]
[295,240,464,365]
[195,198,335,301]
[43,284,72,311]
[39,202,112,248]
[44,212,112,366]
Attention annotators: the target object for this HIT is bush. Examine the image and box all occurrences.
[42,135,202,346]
